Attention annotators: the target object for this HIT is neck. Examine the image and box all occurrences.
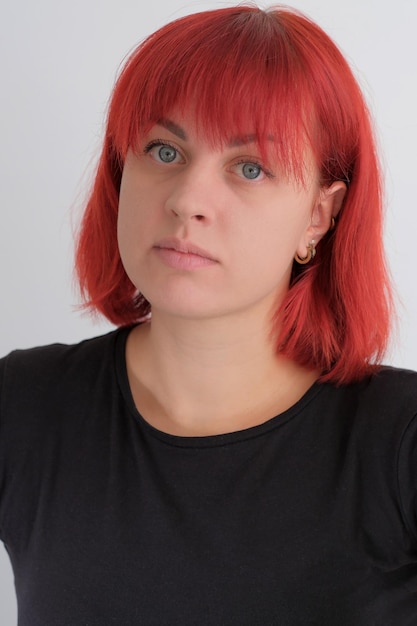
[126,309,318,436]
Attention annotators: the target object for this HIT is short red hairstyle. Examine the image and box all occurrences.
[75,5,393,384]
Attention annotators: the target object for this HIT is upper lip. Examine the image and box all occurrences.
[154,237,218,261]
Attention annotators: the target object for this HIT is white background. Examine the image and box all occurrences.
[0,0,416,622]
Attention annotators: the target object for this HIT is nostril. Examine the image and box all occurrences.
[195,215,204,221]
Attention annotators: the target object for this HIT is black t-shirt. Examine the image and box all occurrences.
[1,327,417,625]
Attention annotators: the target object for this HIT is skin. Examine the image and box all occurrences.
[117,112,346,436]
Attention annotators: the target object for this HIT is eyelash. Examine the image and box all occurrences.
[143,139,179,157]
[143,140,275,180]
[234,159,275,180]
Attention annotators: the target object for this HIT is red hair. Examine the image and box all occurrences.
[75,5,393,384]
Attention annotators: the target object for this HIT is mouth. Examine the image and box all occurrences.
[154,237,218,262]
[153,237,219,270]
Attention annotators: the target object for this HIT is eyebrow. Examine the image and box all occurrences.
[157,119,272,148]
[158,119,187,140]
[228,134,261,147]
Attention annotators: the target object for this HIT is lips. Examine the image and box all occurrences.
[153,237,219,271]
[154,237,218,262]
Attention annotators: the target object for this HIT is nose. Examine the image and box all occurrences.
[164,168,216,223]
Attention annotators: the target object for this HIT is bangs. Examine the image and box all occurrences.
[109,7,319,183]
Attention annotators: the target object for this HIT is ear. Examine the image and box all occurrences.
[296,181,347,258]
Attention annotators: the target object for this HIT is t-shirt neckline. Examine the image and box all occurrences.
[114,325,325,449]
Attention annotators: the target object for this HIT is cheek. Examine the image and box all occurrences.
[117,176,156,250]
[117,183,148,276]
[117,193,134,261]
[245,204,309,259]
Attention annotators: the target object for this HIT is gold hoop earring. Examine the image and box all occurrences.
[294,241,316,265]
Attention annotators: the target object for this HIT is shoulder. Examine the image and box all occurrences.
[357,365,417,414]
[365,366,417,426]
[313,366,417,451]
[324,365,417,418]
[1,328,126,378]
[0,328,130,413]
[361,368,417,541]
[318,367,417,537]
[366,365,417,394]
[1,328,121,370]
[0,327,133,469]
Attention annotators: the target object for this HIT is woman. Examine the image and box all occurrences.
[1,5,416,625]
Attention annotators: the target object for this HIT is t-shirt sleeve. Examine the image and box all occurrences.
[0,353,10,541]
[0,332,119,546]
[397,410,417,544]
[0,346,65,544]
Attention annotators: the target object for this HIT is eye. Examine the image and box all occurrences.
[241,162,262,180]
[144,141,182,164]
[234,160,274,181]
[157,145,177,163]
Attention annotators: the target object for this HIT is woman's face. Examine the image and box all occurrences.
[117,111,329,323]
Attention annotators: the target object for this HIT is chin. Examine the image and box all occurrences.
[138,279,222,318]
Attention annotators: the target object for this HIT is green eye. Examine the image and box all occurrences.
[158,145,177,163]
[242,162,261,179]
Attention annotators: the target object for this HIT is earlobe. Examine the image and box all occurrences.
[294,240,317,265]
